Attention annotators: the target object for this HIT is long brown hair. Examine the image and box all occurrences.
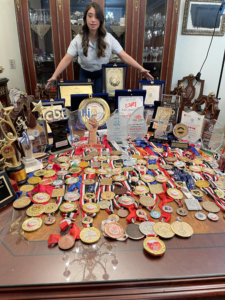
[81,2,107,58]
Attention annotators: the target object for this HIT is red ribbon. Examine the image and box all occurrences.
[102,135,112,151]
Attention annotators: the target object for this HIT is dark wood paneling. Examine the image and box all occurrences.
[14,0,32,95]
[125,0,134,89]
[63,0,73,80]
[50,0,61,74]
[130,0,139,89]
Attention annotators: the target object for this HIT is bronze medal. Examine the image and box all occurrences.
[203,201,220,213]
[58,235,75,250]
[125,224,144,240]
[104,223,124,239]
[13,196,31,209]
[140,196,155,207]
[44,216,56,225]
[117,209,129,218]
[113,186,127,195]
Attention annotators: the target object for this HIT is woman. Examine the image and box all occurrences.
[46,2,153,93]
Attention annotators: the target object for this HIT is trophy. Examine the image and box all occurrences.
[16,116,43,173]
[106,110,128,143]
[201,119,224,154]
[0,104,27,185]
[161,94,180,128]
[127,107,148,140]
[171,123,189,149]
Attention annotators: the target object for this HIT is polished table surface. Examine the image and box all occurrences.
[1,181,225,299]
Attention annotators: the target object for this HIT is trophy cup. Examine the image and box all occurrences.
[16,116,43,173]
[0,104,27,185]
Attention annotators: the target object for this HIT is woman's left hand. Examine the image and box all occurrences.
[140,69,154,81]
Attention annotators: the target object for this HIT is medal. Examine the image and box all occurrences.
[174,161,186,168]
[160,164,173,170]
[153,222,175,238]
[208,212,219,221]
[99,200,111,209]
[58,235,75,250]
[82,216,93,225]
[149,155,158,160]
[147,164,159,170]
[52,188,65,198]
[171,221,194,237]
[44,216,56,225]
[114,163,123,169]
[151,211,161,219]
[214,181,225,189]
[153,148,163,153]
[104,223,124,239]
[175,181,186,188]
[215,189,225,198]
[84,168,96,174]
[44,203,58,214]
[202,167,215,175]
[52,179,64,187]
[111,168,122,175]
[195,180,210,188]
[97,156,108,161]
[111,150,122,155]
[28,177,42,184]
[84,192,96,200]
[113,175,127,182]
[40,178,53,185]
[13,196,31,209]
[139,221,156,236]
[192,158,203,164]
[113,186,127,195]
[132,155,143,159]
[140,196,155,207]
[65,177,79,185]
[100,178,112,185]
[177,208,188,216]
[33,193,50,203]
[82,179,95,185]
[44,170,56,177]
[101,191,115,200]
[167,188,183,199]
[56,170,69,176]
[91,162,101,168]
[155,175,169,183]
[82,155,93,161]
[96,168,109,175]
[162,205,173,213]
[203,201,220,213]
[20,185,34,192]
[82,203,100,213]
[165,157,176,162]
[143,237,166,256]
[134,185,149,195]
[191,189,203,197]
[108,214,119,222]
[101,162,110,168]
[78,161,89,168]
[141,174,155,183]
[60,163,71,170]
[189,166,202,172]
[80,228,101,244]
[59,202,77,213]
[118,196,135,205]
[125,224,144,240]
[179,156,190,162]
[26,204,45,217]
[117,209,129,218]
[34,170,46,177]
[195,211,206,221]
[122,166,133,172]
[69,167,81,174]
[110,155,121,160]
[136,209,148,219]
[57,156,70,163]
[136,159,148,165]
[149,183,164,194]
[89,151,99,157]
[64,191,80,201]
[22,217,42,232]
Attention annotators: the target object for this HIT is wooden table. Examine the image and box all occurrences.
[1,181,225,300]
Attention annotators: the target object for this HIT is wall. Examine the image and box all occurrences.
[171,0,225,125]
[0,0,26,92]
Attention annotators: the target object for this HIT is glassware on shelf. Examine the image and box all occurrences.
[38,10,44,24]
[149,47,153,62]
[158,47,163,61]
[152,48,159,62]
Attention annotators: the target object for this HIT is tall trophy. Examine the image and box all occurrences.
[0,104,27,185]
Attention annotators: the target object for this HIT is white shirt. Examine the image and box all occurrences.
[67,32,123,72]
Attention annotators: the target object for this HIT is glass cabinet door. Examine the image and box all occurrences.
[104,0,126,63]
[28,0,55,88]
[143,0,167,80]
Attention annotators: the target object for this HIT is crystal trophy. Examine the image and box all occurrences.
[201,119,224,154]
[127,107,148,140]
[161,94,180,128]
[106,110,128,142]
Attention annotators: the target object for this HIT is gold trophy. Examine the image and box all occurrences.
[0,104,27,185]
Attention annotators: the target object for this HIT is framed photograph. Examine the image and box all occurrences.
[57,81,94,107]
[0,170,16,209]
[138,80,165,107]
[102,64,127,98]
[182,0,225,36]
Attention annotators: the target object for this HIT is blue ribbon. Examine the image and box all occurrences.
[20,131,30,146]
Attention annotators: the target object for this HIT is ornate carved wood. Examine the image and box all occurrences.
[192,92,220,120]
[35,84,57,100]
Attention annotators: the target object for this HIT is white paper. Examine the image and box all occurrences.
[118,96,143,118]
[181,111,204,143]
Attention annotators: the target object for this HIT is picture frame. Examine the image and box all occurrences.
[57,80,94,107]
[138,80,165,107]
[182,0,225,36]
[0,170,16,209]
[102,64,127,98]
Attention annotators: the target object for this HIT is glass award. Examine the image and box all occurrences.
[201,119,224,153]
[161,94,180,127]
[127,106,148,140]
[106,110,128,142]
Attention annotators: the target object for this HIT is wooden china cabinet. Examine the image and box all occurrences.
[15,0,180,96]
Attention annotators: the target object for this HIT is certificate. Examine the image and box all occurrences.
[118,96,144,118]
[181,111,204,143]
[60,85,93,107]
[106,68,124,97]
[142,85,161,105]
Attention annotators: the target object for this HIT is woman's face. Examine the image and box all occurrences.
[86,7,100,33]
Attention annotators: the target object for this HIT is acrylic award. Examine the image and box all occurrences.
[201,119,224,153]
[127,106,148,140]
[106,110,128,142]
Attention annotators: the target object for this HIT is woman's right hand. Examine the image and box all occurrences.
[45,76,57,90]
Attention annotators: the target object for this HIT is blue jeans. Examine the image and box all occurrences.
[79,67,102,93]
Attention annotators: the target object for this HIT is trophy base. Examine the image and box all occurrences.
[22,157,43,174]
[171,141,189,149]
[48,146,74,155]
[149,136,170,144]
[5,163,27,186]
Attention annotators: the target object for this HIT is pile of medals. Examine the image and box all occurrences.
[13,140,225,257]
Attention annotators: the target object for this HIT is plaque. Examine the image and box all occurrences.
[127,107,148,140]
[171,123,189,149]
[161,94,180,127]
[0,170,16,209]
[201,119,224,153]
[106,111,128,142]
[105,67,124,97]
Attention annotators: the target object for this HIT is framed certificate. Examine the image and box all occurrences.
[57,81,94,107]
[102,64,127,98]
[138,80,165,107]
[0,170,16,209]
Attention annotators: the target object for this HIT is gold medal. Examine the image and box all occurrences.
[143,237,166,256]
[167,188,183,199]
[149,155,158,160]
[96,168,109,175]
[44,170,56,177]
[132,154,142,159]
[82,155,93,161]
[108,214,120,222]
[203,201,220,213]
[122,167,133,172]
[174,161,186,168]
[60,163,71,169]
[140,196,155,207]
[202,167,215,175]
[195,180,210,188]
[114,162,123,168]
[69,167,81,174]
[214,181,225,189]
[215,189,225,198]
[33,193,50,203]
[84,192,96,200]
[134,185,149,195]
[84,168,96,174]
[110,155,120,160]
[179,156,190,162]
[82,179,95,185]
[40,178,54,185]
[26,204,45,216]
[149,183,164,194]
[78,161,89,168]
[153,222,175,239]
[136,159,148,165]
[147,164,159,170]
[57,156,70,163]
[192,158,203,164]
[59,202,77,213]
[189,165,202,172]
[80,227,101,244]
[65,177,79,185]
[113,175,127,182]
[101,162,110,168]
[22,217,42,232]
[44,203,58,214]
[101,191,115,200]
[111,150,122,155]
[171,221,194,237]
[141,174,155,183]
[27,177,42,184]
[72,155,82,160]
[153,148,163,153]
[13,196,31,209]
[20,185,34,192]
[155,175,169,183]
[100,178,112,185]
[191,189,203,197]
[165,157,176,162]
[82,203,100,213]
[34,170,47,177]
[97,156,108,161]
[82,216,93,225]
[111,168,122,175]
